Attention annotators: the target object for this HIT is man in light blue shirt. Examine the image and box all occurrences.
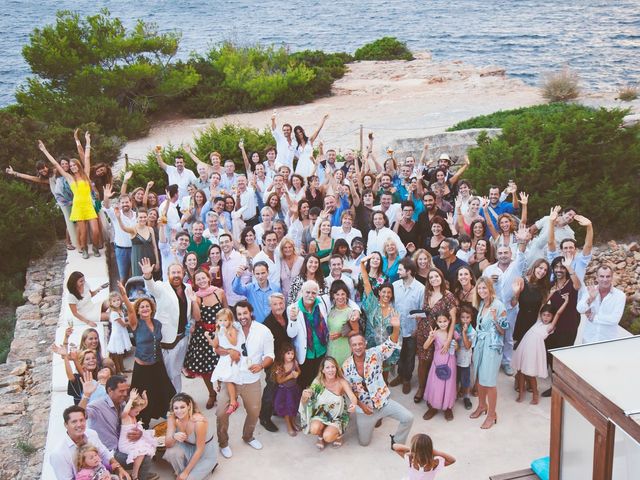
[390,258,425,394]
[232,261,281,323]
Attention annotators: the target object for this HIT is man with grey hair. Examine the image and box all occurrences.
[260,292,293,432]
[234,174,259,226]
[578,265,626,344]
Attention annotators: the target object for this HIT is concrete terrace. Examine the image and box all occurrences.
[41,246,553,480]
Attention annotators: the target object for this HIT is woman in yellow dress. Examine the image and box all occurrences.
[39,132,102,259]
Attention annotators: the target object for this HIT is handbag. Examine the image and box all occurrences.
[435,364,451,381]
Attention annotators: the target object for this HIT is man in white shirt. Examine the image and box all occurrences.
[219,233,250,306]
[158,230,189,281]
[154,149,197,199]
[50,405,129,480]
[234,174,259,226]
[390,258,425,394]
[219,160,239,192]
[158,184,181,239]
[271,113,296,170]
[215,301,274,458]
[331,211,362,246]
[253,230,281,289]
[578,265,626,344]
[325,255,356,298]
[103,186,137,283]
[373,191,401,226]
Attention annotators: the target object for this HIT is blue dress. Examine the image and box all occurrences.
[472,299,508,387]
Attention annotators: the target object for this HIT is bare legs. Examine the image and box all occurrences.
[481,386,498,429]
[414,357,432,402]
[309,421,340,449]
[516,372,539,404]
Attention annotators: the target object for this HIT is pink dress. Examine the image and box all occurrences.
[117,422,157,464]
[424,332,459,410]
[511,320,551,378]
[406,455,445,480]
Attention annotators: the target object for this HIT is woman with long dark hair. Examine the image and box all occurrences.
[415,268,457,404]
[39,134,102,259]
[287,254,327,305]
[293,114,329,178]
[511,258,551,345]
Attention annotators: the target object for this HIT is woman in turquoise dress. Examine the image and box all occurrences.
[164,393,218,479]
[326,280,360,366]
[360,256,400,380]
[299,357,358,449]
[310,218,334,277]
[470,277,508,430]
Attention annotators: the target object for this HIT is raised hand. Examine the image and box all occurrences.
[490,307,497,320]
[561,293,570,304]
[183,144,191,153]
[573,214,591,227]
[73,128,80,142]
[390,312,401,329]
[123,171,133,182]
[6,166,14,176]
[515,222,530,243]
[139,257,155,277]
[512,277,524,296]
[562,253,575,269]
[549,205,561,222]
[37,140,47,153]
[518,192,529,205]
[84,131,91,144]
[238,140,244,149]
[146,180,154,189]
[81,370,96,398]
[129,388,139,400]
[103,184,113,200]
[155,145,163,153]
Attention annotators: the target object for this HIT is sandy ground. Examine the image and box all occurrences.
[145,368,551,480]
[121,53,547,166]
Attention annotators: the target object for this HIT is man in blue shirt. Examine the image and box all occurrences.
[232,261,281,323]
[480,184,519,232]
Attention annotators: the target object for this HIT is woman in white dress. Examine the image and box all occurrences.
[293,114,329,179]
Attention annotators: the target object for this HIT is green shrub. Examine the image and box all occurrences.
[464,105,640,239]
[354,37,414,61]
[541,67,580,102]
[618,85,638,102]
[125,123,275,192]
[447,103,585,131]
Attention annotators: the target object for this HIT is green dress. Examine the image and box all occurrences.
[314,239,334,277]
[327,306,353,366]
[299,381,350,434]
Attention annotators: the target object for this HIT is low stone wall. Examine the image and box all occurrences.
[0,242,66,479]
[389,128,502,163]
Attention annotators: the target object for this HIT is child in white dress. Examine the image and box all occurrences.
[205,308,245,415]
[106,292,131,374]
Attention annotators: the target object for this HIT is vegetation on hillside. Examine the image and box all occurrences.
[461,104,640,239]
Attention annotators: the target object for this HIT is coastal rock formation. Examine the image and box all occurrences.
[0,242,66,479]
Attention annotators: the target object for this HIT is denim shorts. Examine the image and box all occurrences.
[457,365,471,389]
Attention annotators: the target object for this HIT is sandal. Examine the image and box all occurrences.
[332,436,343,448]
[66,244,76,250]
[225,401,239,415]
[315,437,325,450]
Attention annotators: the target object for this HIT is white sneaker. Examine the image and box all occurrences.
[220,446,233,458]
[246,438,263,450]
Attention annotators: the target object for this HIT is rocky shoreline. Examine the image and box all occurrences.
[0,242,66,479]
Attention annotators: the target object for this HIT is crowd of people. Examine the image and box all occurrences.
[17,113,628,480]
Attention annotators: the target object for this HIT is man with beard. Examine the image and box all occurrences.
[417,191,451,239]
[103,185,137,283]
[216,301,275,457]
[271,112,296,170]
[141,257,192,392]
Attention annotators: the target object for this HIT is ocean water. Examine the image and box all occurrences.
[1,0,639,106]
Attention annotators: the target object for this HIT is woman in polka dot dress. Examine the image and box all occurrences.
[183,269,227,409]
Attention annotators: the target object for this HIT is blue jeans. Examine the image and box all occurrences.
[115,245,132,282]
